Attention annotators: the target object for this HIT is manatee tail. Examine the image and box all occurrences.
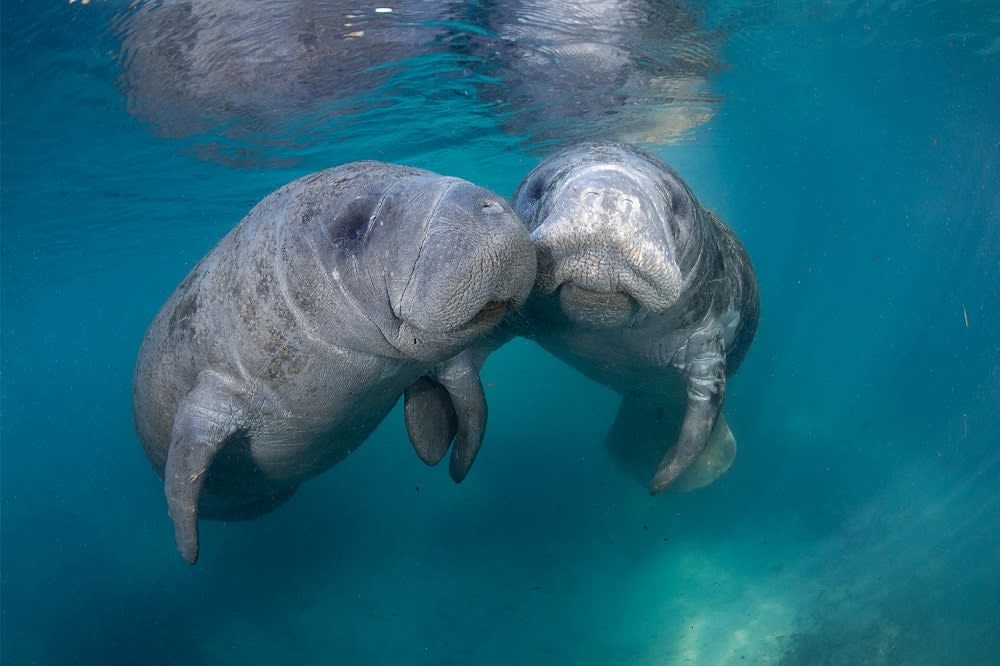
[649,329,727,494]
[607,393,736,492]
[671,413,737,492]
[606,393,684,485]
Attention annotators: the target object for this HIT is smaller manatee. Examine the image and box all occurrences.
[509,142,759,493]
[133,161,536,563]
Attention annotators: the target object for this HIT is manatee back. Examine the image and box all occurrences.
[131,199,278,471]
[131,162,408,469]
[702,209,759,375]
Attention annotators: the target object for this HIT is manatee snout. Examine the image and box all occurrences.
[391,181,536,360]
[556,284,638,329]
[526,170,683,326]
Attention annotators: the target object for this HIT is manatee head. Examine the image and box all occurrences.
[512,142,702,330]
[288,163,536,363]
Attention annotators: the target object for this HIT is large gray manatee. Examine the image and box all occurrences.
[133,162,536,563]
[509,142,759,493]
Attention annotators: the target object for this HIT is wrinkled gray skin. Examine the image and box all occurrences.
[133,162,535,563]
[508,142,758,493]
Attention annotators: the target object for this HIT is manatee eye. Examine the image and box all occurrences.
[335,211,367,244]
[672,193,691,219]
[345,218,365,240]
[663,178,692,220]
[324,194,378,248]
[481,199,502,213]
[525,177,545,203]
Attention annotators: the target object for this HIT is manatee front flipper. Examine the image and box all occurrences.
[404,377,458,466]
[164,373,244,564]
[649,328,726,494]
[403,350,487,483]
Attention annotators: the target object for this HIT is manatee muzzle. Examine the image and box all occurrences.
[532,222,682,318]
[391,183,535,359]
[556,283,637,328]
[530,168,683,318]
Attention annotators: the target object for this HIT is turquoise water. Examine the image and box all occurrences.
[2,1,998,664]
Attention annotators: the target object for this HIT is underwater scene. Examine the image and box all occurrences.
[2,1,998,664]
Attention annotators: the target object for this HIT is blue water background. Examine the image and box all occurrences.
[2,1,998,664]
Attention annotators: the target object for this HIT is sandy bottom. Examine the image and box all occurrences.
[184,447,997,666]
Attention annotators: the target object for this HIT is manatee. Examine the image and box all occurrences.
[509,142,759,493]
[133,161,536,563]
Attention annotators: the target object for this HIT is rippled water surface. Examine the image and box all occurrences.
[2,1,998,664]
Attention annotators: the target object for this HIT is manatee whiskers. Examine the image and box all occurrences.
[557,284,638,329]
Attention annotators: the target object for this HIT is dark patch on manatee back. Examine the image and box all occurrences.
[168,290,198,338]
[255,271,271,300]
[261,332,307,383]
[165,262,212,339]
[269,293,297,328]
